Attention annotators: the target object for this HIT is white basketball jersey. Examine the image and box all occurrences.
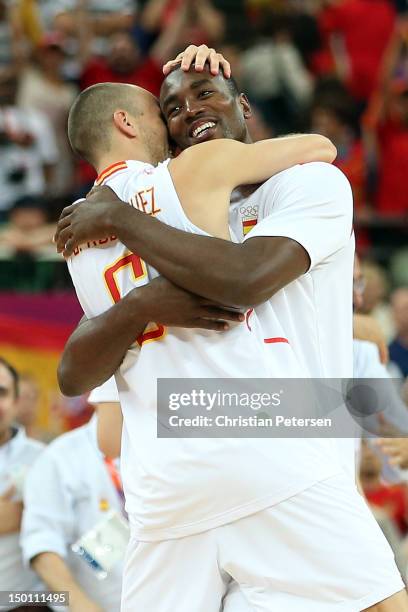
[68,159,341,542]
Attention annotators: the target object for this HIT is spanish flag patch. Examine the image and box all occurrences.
[242,218,257,236]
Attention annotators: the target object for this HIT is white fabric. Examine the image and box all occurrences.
[0,427,44,609]
[121,472,403,612]
[236,163,354,379]
[21,418,125,612]
[353,338,408,483]
[0,107,58,211]
[67,160,350,542]
[88,376,119,404]
[354,338,389,379]
[233,163,356,478]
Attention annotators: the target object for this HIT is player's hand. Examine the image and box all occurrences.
[163,44,231,77]
[375,438,408,468]
[353,313,389,364]
[134,276,245,332]
[54,186,122,257]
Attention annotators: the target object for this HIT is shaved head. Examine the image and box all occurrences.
[68,82,147,166]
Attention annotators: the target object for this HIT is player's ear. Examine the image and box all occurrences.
[113,110,138,138]
[239,94,252,120]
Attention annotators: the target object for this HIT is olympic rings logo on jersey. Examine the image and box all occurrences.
[239,204,258,236]
[239,204,258,218]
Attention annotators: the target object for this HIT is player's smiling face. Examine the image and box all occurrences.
[160,67,252,151]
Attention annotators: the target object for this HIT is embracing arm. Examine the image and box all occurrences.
[58,277,244,396]
[58,290,147,397]
[98,213,308,307]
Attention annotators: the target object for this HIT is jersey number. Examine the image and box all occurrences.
[104,252,165,347]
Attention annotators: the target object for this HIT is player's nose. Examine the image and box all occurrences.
[184,98,206,118]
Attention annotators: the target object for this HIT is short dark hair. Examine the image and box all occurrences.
[163,62,241,98]
[68,82,144,166]
[0,357,19,398]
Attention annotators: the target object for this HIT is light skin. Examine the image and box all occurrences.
[95,402,122,460]
[31,552,103,612]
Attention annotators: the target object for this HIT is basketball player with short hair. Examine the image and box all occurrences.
[56,58,407,612]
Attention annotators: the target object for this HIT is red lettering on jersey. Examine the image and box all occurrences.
[104,252,146,303]
[104,252,166,345]
[130,187,161,216]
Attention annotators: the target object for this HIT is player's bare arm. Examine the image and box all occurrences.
[55,134,336,307]
[169,135,336,237]
[96,402,123,459]
[58,276,244,396]
[55,131,336,247]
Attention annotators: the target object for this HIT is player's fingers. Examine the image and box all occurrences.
[181,45,200,71]
[56,227,73,254]
[55,214,73,235]
[196,318,229,331]
[63,236,78,259]
[53,217,71,245]
[201,306,245,322]
[162,58,182,75]
[59,203,77,220]
[194,45,213,71]
[219,56,231,78]
[208,50,221,75]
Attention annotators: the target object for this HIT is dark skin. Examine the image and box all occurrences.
[56,67,308,396]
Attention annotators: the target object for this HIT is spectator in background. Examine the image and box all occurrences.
[77,3,195,192]
[17,32,78,196]
[310,89,369,214]
[0,77,58,221]
[51,0,137,62]
[0,357,46,611]
[360,440,408,536]
[54,0,136,39]
[389,287,408,378]
[317,0,396,103]
[15,373,42,441]
[239,11,313,133]
[140,0,225,47]
[0,0,25,84]
[21,410,126,612]
[360,259,396,341]
[364,17,408,218]
[0,196,56,258]
[80,4,193,96]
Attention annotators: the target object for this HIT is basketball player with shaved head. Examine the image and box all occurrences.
[56,47,407,612]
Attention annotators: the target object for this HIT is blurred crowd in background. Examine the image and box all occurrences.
[0,0,406,269]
